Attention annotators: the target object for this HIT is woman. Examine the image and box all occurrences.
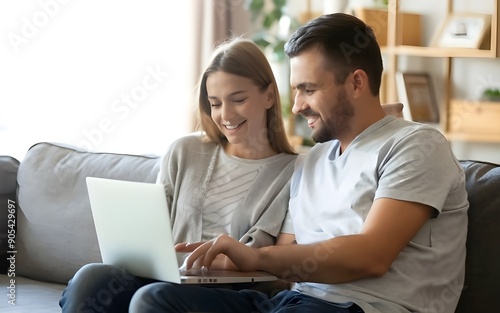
[59,37,297,312]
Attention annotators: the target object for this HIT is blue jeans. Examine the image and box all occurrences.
[130,282,365,313]
[59,263,290,312]
[59,263,155,312]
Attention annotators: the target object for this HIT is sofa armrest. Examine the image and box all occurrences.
[382,102,404,118]
[0,155,20,274]
[456,160,500,312]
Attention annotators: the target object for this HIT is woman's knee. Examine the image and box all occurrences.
[73,263,116,279]
[61,263,142,312]
[71,263,135,287]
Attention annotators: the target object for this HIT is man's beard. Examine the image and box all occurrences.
[311,89,355,143]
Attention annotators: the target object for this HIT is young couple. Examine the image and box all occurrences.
[60,13,468,313]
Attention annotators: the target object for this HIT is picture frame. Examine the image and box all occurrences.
[395,72,440,123]
[431,12,491,49]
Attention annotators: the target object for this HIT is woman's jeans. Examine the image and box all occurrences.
[59,263,154,312]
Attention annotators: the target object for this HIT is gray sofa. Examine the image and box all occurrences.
[0,142,499,312]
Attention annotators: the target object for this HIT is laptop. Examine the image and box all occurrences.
[85,176,277,284]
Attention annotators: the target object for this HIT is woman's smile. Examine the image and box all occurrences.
[224,120,246,130]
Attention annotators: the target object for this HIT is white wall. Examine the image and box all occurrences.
[0,1,195,161]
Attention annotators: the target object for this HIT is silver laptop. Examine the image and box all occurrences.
[86,176,277,284]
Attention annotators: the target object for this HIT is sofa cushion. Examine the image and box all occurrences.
[456,160,500,313]
[16,142,160,284]
[0,274,65,312]
[0,156,20,274]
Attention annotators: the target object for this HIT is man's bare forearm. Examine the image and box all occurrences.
[256,234,385,284]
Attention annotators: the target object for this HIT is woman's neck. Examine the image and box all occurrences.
[224,142,277,160]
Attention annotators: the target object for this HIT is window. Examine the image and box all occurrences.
[0,1,194,160]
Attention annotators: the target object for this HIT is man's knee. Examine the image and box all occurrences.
[129,282,176,312]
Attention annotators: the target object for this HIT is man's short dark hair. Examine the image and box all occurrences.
[285,13,383,96]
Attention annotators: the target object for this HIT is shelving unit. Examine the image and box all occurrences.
[383,0,500,143]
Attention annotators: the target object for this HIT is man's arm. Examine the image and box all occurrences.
[186,198,432,284]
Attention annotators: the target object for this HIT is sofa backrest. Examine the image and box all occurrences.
[15,142,160,284]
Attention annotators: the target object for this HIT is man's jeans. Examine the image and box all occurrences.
[129,282,365,313]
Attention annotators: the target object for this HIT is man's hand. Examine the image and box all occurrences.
[175,242,203,252]
[184,235,260,272]
[177,239,240,271]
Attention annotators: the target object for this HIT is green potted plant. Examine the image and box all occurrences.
[246,0,300,121]
[482,88,500,102]
[246,0,289,62]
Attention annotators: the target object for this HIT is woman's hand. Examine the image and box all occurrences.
[184,234,260,272]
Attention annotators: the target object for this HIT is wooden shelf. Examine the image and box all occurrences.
[381,46,497,58]
[447,100,500,142]
[381,0,500,143]
[446,132,500,143]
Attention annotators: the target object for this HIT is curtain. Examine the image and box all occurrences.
[187,0,251,131]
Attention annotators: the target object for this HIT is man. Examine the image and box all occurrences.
[130,13,468,313]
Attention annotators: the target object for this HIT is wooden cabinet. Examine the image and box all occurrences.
[448,100,500,141]
[382,0,500,142]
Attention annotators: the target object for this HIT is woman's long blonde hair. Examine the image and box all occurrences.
[196,37,295,155]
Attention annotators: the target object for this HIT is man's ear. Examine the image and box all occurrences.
[351,69,369,99]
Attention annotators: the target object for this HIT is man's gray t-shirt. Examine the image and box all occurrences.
[288,116,468,313]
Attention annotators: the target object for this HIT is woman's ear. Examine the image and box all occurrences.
[265,84,274,109]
